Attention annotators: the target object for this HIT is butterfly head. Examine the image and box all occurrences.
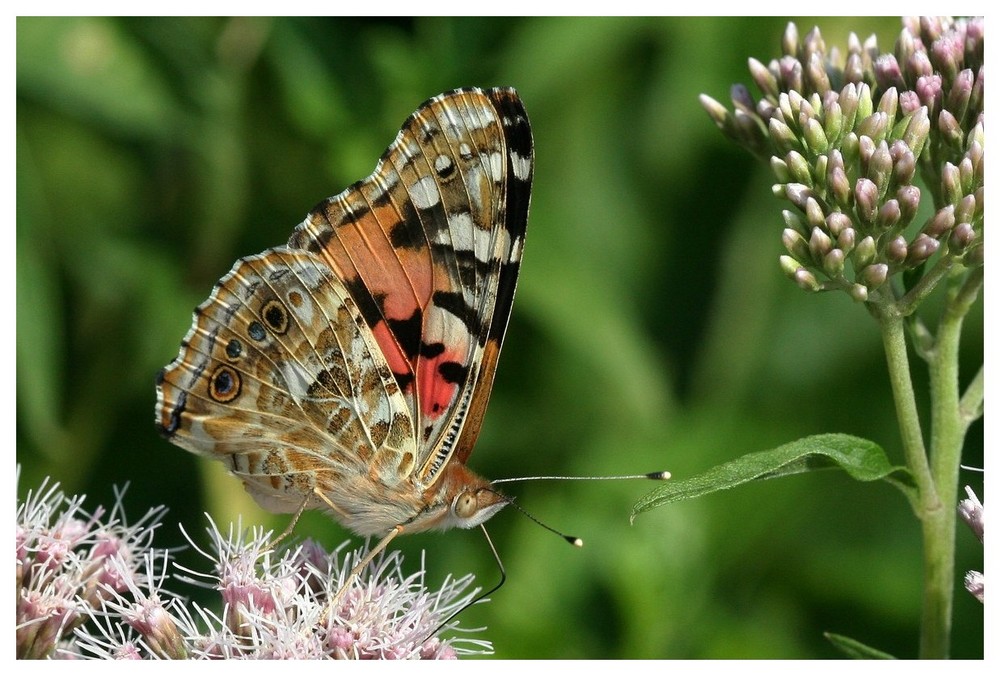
[413,462,509,533]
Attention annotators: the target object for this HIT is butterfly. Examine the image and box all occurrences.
[155,87,532,557]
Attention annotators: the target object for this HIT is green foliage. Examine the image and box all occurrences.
[631,434,914,520]
[16,17,982,658]
[825,632,897,659]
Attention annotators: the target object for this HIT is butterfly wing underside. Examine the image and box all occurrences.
[155,87,532,533]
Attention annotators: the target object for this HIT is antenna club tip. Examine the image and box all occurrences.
[566,536,584,547]
[648,470,671,480]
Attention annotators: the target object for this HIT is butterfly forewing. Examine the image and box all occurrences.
[156,87,532,536]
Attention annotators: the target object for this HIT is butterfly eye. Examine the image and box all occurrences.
[453,491,478,519]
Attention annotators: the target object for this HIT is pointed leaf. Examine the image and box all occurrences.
[631,433,915,521]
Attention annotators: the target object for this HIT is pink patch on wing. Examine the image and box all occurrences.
[371,321,411,380]
[418,348,463,419]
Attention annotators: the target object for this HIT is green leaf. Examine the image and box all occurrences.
[825,632,897,659]
[630,433,915,521]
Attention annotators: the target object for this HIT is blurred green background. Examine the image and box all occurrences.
[16,17,983,659]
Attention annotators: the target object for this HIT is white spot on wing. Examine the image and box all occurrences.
[511,151,531,181]
[411,175,441,209]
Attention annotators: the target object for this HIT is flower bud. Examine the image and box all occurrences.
[965,242,984,267]
[923,206,956,239]
[941,163,962,206]
[899,90,922,115]
[930,34,961,82]
[779,59,803,99]
[730,83,756,115]
[807,52,832,94]
[877,87,898,124]
[823,248,845,276]
[837,227,857,254]
[877,199,901,229]
[782,22,799,59]
[809,226,833,260]
[946,68,974,123]
[782,183,813,210]
[785,151,812,185]
[916,74,943,117]
[822,98,844,144]
[782,228,811,260]
[700,94,731,130]
[856,112,889,142]
[958,159,975,196]
[839,83,861,130]
[902,107,931,158]
[887,235,908,264]
[868,141,894,196]
[828,166,851,208]
[854,178,879,224]
[768,117,798,154]
[950,222,976,251]
[854,236,877,268]
[896,185,921,226]
[969,67,984,118]
[859,263,889,289]
[794,268,821,292]
[938,109,964,149]
[803,118,829,152]
[782,209,807,235]
[892,146,917,185]
[875,55,905,91]
[841,132,860,168]
[779,254,803,278]
[805,197,826,229]
[770,157,791,183]
[908,50,934,80]
[848,283,869,302]
[907,234,940,266]
[748,57,780,99]
[955,193,976,225]
[826,211,852,237]
[854,83,874,126]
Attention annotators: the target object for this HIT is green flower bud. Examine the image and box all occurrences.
[768,117,798,154]
[803,26,826,59]
[887,235,908,264]
[839,83,861,131]
[901,107,930,158]
[854,178,879,224]
[782,228,811,261]
[848,283,869,302]
[877,87,899,124]
[749,57,780,100]
[974,187,983,222]
[782,183,813,211]
[967,141,984,187]
[823,248,846,275]
[956,193,976,225]
[779,254,802,278]
[779,56,804,96]
[770,157,792,183]
[805,197,826,229]
[785,151,812,185]
[959,158,975,196]
[782,209,807,236]
[813,155,829,190]
[950,222,976,251]
[969,68,984,119]
[855,83,874,127]
[809,226,833,260]
[922,205,956,239]
[803,118,829,153]
[841,132,860,168]
[844,52,864,85]
[941,162,962,206]
[968,117,984,155]
[877,199,901,229]
[907,234,940,266]
[858,134,876,167]
[828,167,852,209]
[822,98,844,145]
[860,263,889,289]
[854,235,877,268]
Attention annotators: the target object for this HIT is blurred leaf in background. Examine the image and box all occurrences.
[16,16,982,658]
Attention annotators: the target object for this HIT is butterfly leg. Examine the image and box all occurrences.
[262,493,312,551]
[320,525,403,625]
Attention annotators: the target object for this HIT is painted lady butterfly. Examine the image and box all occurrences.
[155,88,532,553]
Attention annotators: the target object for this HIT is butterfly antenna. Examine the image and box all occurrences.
[426,524,507,643]
[494,491,583,547]
[492,470,671,483]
